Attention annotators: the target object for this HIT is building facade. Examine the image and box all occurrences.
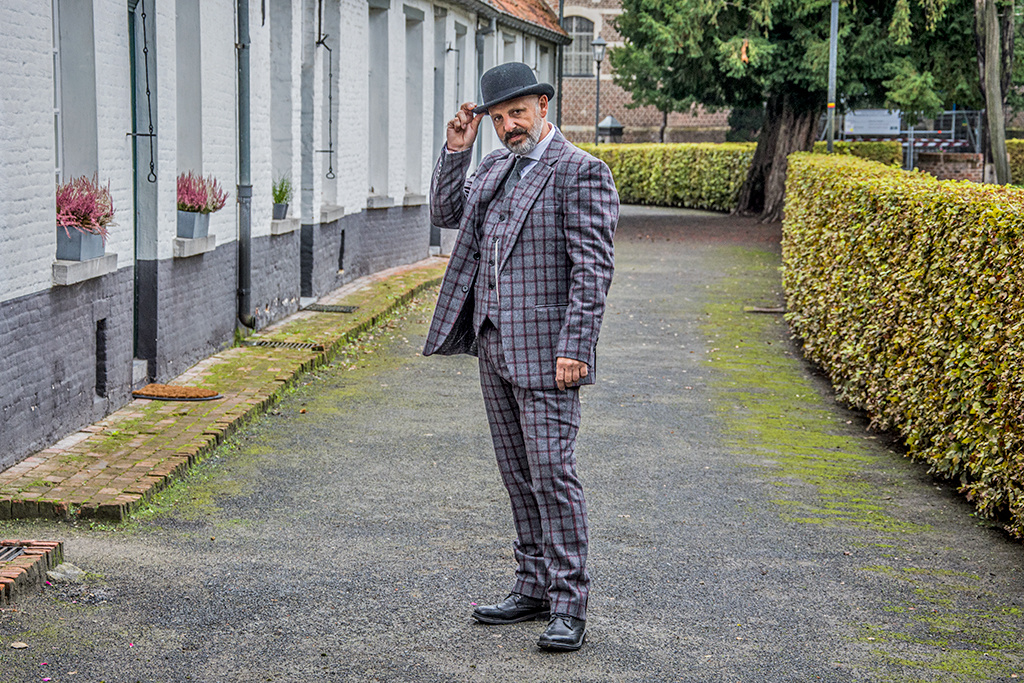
[0,0,567,470]
[548,0,730,143]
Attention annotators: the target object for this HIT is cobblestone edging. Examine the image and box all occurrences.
[0,540,64,606]
[0,259,447,523]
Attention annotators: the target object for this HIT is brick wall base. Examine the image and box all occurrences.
[151,244,238,384]
[0,267,133,470]
[302,204,431,300]
[250,230,302,331]
[916,152,984,182]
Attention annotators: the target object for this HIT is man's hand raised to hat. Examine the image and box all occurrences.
[447,102,485,153]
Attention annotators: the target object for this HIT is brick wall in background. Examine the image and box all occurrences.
[560,77,729,144]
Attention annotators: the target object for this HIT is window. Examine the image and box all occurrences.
[404,7,424,196]
[368,6,390,197]
[562,16,594,77]
[502,32,515,63]
[51,0,99,180]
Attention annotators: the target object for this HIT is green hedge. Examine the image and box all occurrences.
[811,140,903,166]
[579,143,756,212]
[784,152,1024,537]
[580,142,902,211]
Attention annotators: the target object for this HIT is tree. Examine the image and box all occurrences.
[612,0,975,221]
[608,30,694,142]
[974,0,1015,183]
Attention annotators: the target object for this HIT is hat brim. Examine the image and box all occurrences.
[473,84,555,115]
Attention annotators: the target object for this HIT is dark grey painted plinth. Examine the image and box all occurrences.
[147,242,238,383]
[0,267,133,470]
[300,204,431,299]
[249,230,302,330]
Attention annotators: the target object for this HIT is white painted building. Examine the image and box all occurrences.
[0,0,568,470]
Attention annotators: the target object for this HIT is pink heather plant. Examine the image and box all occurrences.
[56,175,114,243]
[177,172,229,214]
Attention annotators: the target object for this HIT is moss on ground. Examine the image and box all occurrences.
[701,246,919,535]
[132,287,440,527]
[701,245,1024,681]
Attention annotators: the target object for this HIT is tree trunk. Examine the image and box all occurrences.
[975,0,1014,184]
[659,109,668,143]
[734,93,820,222]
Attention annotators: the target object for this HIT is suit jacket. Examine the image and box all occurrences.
[423,128,618,390]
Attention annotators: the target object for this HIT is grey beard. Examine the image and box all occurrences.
[503,117,545,155]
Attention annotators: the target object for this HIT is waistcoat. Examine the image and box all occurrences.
[472,189,517,334]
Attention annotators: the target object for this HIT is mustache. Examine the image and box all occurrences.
[504,128,529,142]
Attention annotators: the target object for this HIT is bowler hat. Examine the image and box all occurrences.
[474,62,555,115]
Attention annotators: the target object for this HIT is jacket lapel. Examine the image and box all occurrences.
[497,130,566,270]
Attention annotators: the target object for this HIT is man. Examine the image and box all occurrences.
[424,62,618,652]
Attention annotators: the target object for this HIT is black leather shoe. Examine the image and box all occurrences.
[472,593,550,625]
[537,614,586,651]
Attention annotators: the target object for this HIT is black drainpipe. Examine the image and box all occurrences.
[237,0,256,329]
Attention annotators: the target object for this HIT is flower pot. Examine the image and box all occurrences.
[56,226,104,261]
[177,210,210,239]
[273,203,289,220]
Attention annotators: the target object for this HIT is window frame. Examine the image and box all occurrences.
[562,16,595,77]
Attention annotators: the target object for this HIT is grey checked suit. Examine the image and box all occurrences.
[424,128,618,620]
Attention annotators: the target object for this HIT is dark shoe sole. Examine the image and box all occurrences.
[473,610,550,625]
[537,630,587,651]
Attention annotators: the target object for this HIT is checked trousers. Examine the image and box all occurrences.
[477,321,590,620]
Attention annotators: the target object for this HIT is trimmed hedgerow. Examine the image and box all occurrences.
[811,140,903,166]
[784,152,1024,537]
[579,143,756,212]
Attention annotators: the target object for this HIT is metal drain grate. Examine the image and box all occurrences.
[304,304,359,314]
[244,340,325,351]
[0,546,25,563]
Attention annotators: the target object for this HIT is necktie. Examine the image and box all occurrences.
[503,156,532,198]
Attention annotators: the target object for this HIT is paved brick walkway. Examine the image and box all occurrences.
[0,259,446,523]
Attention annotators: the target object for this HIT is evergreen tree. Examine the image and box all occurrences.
[611,0,979,220]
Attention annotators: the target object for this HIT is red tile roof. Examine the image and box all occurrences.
[488,0,568,39]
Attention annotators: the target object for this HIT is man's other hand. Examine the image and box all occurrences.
[556,357,588,390]
[446,102,484,152]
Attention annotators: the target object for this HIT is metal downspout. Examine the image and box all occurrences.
[237,0,256,329]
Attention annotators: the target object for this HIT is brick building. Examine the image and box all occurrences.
[0,0,567,470]
[545,0,730,143]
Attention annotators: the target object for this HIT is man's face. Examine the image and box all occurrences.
[489,95,549,155]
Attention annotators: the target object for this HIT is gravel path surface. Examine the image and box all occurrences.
[1,206,1022,682]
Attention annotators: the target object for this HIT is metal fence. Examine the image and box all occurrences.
[819,109,984,169]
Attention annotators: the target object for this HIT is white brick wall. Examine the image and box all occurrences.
[0,3,62,303]
[201,0,238,248]
[94,0,134,263]
[249,0,274,237]
[334,0,369,214]
[154,0,178,262]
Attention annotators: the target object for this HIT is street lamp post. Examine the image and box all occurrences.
[826,0,839,152]
[592,36,607,145]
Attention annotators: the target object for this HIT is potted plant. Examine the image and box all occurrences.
[177,171,228,238]
[272,176,292,219]
[56,175,114,261]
